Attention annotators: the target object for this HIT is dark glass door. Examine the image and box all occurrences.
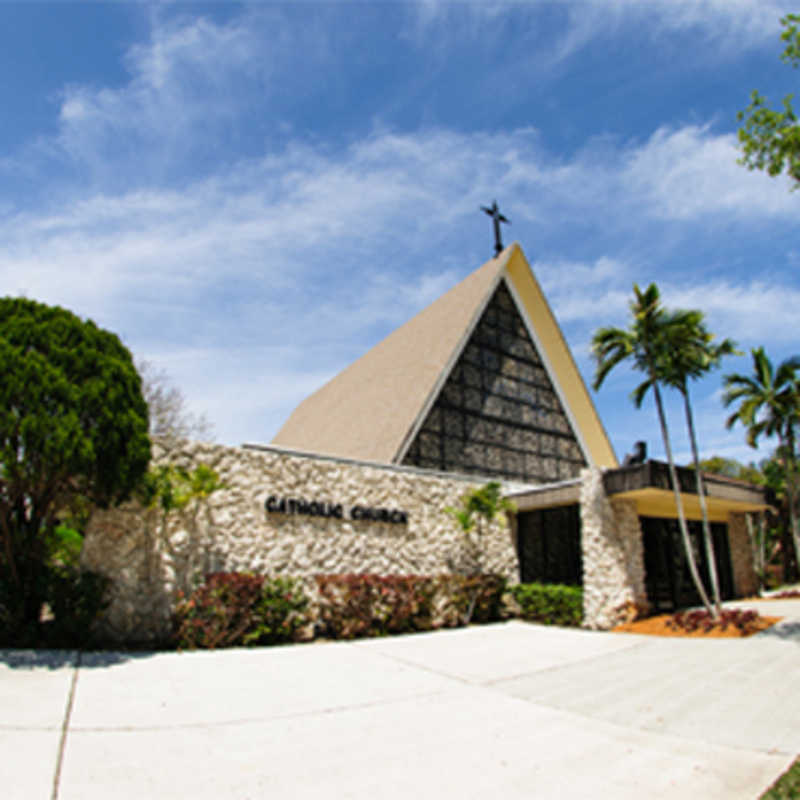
[641,517,734,613]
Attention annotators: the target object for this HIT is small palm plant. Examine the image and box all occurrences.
[446,481,515,622]
[446,481,515,570]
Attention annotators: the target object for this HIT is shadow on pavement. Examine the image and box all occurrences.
[0,648,164,670]
[756,621,800,644]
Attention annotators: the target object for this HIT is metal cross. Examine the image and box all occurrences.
[481,201,510,256]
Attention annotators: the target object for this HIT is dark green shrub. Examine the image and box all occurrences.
[173,573,310,649]
[511,582,583,627]
[45,568,111,647]
[0,566,110,647]
[315,575,437,639]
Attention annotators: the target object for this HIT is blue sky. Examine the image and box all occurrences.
[2,1,799,467]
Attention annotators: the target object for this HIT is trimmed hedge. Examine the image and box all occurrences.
[433,574,508,627]
[510,582,583,627]
[171,574,581,650]
[173,573,310,649]
[315,575,436,639]
[315,574,508,639]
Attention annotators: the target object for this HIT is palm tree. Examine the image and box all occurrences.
[723,347,800,573]
[660,313,738,613]
[445,481,515,623]
[592,284,714,615]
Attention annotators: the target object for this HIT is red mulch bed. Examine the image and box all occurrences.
[614,608,781,638]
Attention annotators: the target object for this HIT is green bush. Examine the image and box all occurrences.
[173,573,310,649]
[0,566,110,648]
[45,568,111,647]
[510,582,583,627]
[434,574,508,626]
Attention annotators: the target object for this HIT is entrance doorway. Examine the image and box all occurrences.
[517,505,582,585]
[641,517,734,613]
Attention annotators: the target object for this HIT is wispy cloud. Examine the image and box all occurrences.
[622,125,797,220]
[410,0,792,63]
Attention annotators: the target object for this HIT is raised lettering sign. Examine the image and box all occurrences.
[265,495,408,524]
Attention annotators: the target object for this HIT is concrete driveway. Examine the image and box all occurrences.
[3,599,800,800]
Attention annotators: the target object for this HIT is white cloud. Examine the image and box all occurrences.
[622,126,797,220]
[662,281,800,345]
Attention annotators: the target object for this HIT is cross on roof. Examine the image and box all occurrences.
[481,201,510,256]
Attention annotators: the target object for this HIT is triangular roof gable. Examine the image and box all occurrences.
[271,246,512,462]
[396,244,618,471]
[272,243,618,470]
[503,244,617,469]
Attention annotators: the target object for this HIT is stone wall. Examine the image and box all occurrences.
[82,441,520,643]
[728,512,758,598]
[580,468,647,630]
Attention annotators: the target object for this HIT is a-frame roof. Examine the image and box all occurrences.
[272,243,618,470]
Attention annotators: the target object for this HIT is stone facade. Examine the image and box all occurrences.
[82,441,519,643]
[727,512,759,598]
[579,468,647,630]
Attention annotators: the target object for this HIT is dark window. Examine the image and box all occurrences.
[517,506,582,585]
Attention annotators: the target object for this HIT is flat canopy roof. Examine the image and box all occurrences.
[603,460,771,523]
[508,460,772,522]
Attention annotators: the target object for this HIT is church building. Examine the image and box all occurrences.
[272,241,767,618]
[84,241,769,641]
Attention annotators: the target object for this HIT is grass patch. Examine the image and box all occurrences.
[761,756,800,799]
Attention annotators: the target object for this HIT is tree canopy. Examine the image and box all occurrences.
[738,14,800,189]
[0,297,151,634]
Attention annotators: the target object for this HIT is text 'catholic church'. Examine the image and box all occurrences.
[84,241,769,641]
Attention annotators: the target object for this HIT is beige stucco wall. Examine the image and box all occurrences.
[580,468,647,629]
[82,441,519,643]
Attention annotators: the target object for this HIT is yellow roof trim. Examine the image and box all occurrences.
[503,245,618,468]
[613,487,769,522]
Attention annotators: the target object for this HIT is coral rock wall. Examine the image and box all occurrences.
[82,441,519,643]
[580,468,647,629]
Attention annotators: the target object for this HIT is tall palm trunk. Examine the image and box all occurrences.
[782,427,800,576]
[652,381,714,615]
[682,389,722,613]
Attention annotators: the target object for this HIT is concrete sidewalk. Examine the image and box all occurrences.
[3,602,800,800]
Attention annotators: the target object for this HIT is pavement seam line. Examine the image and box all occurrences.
[355,636,650,687]
[60,688,447,733]
[50,651,81,800]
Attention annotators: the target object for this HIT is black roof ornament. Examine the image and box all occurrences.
[481,200,510,257]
